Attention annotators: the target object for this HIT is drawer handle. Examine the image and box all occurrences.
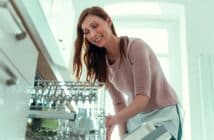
[0,62,17,86]
[0,1,26,40]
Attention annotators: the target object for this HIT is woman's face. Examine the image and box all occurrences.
[81,15,112,48]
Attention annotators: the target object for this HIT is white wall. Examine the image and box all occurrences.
[185,1,214,140]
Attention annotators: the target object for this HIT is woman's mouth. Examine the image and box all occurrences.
[94,35,103,44]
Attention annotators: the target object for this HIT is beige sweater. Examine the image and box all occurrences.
[106,36,177,112]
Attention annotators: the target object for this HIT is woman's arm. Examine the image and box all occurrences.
[106,82,127,136]
[106,94,149,139]
[115,94,149,124]
[113,98,126,136]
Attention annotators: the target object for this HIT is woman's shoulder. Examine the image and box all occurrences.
[120,36,144,45]
[128,37,146,45]
[125,36,149,53]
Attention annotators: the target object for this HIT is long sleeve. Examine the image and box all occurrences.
[128,39,152,97]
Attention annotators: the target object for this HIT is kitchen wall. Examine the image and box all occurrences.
[185,1,214,140]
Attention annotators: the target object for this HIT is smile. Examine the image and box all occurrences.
[94,35,103,43]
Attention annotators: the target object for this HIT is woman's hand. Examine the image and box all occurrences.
[105,115,117,140]
[106,125,113,140]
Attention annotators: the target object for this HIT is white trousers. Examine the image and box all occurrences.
[126,105,180,139]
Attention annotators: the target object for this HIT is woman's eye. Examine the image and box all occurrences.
[92,24,97,29]
[83,30,89,35]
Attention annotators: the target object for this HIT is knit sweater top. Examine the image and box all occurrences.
[106,36,177,112]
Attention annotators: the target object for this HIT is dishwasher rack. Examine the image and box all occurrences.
[26,80,106,140]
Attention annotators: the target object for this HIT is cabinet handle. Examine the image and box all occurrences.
[0,61,17,86]
[0,1,26,40]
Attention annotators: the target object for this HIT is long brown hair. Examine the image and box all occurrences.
[73,6,125,83]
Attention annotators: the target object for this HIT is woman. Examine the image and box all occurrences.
[73,6,182,140]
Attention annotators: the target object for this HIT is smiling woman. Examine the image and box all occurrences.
[73,6,123,82]
[81,15,113,47]
[73,6,182,140]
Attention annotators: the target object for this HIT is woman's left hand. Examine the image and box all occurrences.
[105,115,117,140]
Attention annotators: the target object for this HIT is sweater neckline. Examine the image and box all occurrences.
[105,36,129,70]
[106,54,120,69]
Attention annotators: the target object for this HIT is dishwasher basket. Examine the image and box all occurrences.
[26,80,106,140]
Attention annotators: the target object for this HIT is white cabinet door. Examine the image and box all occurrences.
[0,34,38,84]
[0,2,38,139]
[0,31,38,85]
[0,2,38,85]
[0,50,30,140]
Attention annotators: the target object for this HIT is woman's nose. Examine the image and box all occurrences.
[89,30,96,38]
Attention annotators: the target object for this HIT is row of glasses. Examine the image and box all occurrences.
[56,108,106,140]
[30,82,99,111]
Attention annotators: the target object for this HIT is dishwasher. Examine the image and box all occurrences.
[26,80,106,140]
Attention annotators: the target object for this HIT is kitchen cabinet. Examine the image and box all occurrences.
[10,0,70,81]
[0,0,38,85]
[0,32,38,85]
[0,0,38,139]
[13,0,66,67]
[0,50,31,140]
[38,0,75,67]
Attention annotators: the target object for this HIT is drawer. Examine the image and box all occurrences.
[0,32,38,84]
[0,48,28,90]
[0,1,38,85]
